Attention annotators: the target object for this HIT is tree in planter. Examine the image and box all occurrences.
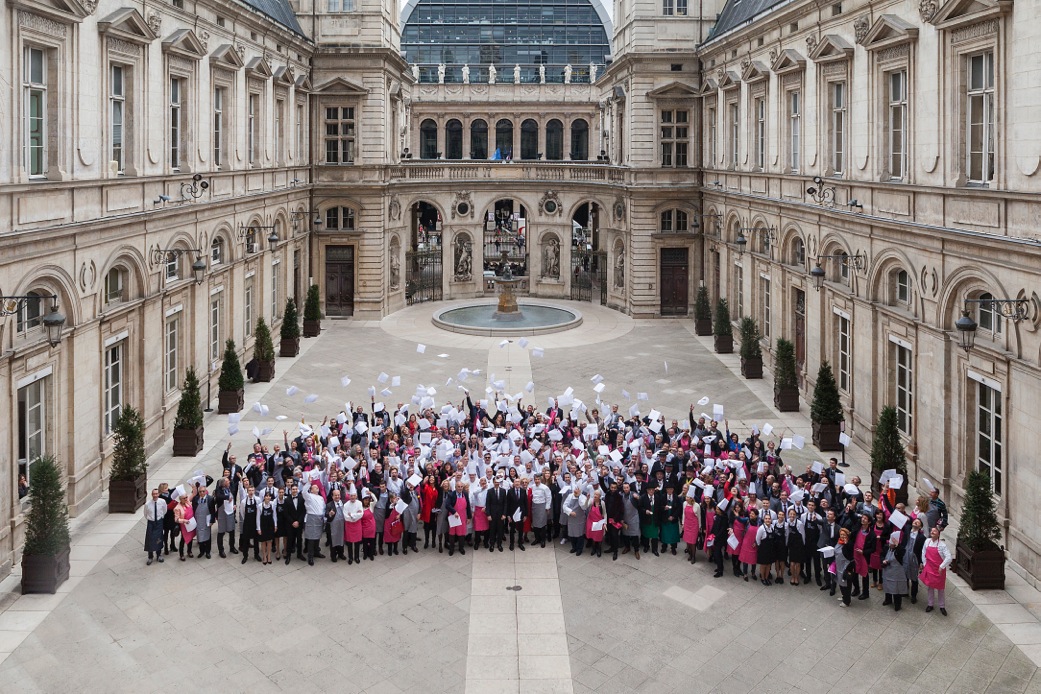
[217,339,245,414]
[810,361,843,450]
[773,338,800,412]
[712,298,733,353]
[22,455,71,593]
[172,367,205,456]
[739,317,763,378]
[869,406,907,502]
[693,285,713,335]
[109,405,148,512]
[958,470,1002,552]
[280,298,300,357]
[253,317,276,382]
[303,284,322,337]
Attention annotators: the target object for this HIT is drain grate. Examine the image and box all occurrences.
[505,585,523,591]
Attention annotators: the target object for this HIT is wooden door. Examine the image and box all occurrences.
[794,288,806,369]
[324,246,355,316]
[660,248,689,316]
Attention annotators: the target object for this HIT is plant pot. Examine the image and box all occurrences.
[713,334,733,354]
[774,386,800,412]
[812,421,843,451]
[218,388,244,415]
[303,319,322,338]
[21,547,70,594]
[955,541,1006,590]
[280,337,300,358]
[172,426,204,457]
[694,318,713,336]
[741,356,763,379]
[109,473,147,513]
[256,360,276,383]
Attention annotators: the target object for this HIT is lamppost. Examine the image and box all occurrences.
[180,173,210,202]
[955,297,1031,351]
[734,224,778,258]
[237,223,278,252]
[150,248,208,284]
[805,176,836,206]
[0,294,66,346]
[690,213,724,234]
[290,209,323,233]
[809,252,867,291]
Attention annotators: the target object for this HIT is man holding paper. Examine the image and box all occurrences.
[505,478,527,551]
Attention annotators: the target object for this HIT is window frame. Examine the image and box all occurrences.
[760,276,771,339]
[18,377,46,487]
[753,96,766,170]
[165,317,179,393]
[169,75,184,171]
[836,312,852,393]
[886,69,908,181]
[965,50,995,185]
[213,86,225,169]
[975,378,1002,495]
[104,267,125,305]
[24,45,49,179]
[210,296,222,363]
[104,341,124,435]
[788,89,801,173]
[893,341,913,436]
[110,63,127,175]
[244,279,254,338]
[728,100,739,169]
[325,105,357,164]
[829,80,847,176]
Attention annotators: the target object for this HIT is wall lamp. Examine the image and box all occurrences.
[0,294,66,346]
[180,173,210,202]
[810,253,866,291]
[806,176,836,206]
[734,225,777,256]
[238,223,278,247]
[690,213,724,234]
[955,297,1030,351]
[150,248,207,284]
[290,209,324,232]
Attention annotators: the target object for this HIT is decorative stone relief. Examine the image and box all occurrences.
[79,260,97,291]
[613,197,626,221]
[540,234,561,279]
[854,17,870,44]
[538,191,562,217]
[388,237,401,290]
[453,234,473,281]
[388,195,401,221]
[19,11,67,39]
[147,12,161,34]
[918,0,938,22]
[806,35,818,52]
[108,38,140,57]
[952,20,999,44]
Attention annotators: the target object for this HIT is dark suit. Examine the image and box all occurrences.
[710,510,729,576]
[192,494,218,556]
[505,487,527,549]
[286,492,306,560]
[485,486,507,549]
[818,521,841,590]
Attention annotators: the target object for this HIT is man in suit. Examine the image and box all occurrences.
[485,476,507,551]
[818,509,841,594]
[545,399,562,426]
[192,485,218,559]
[285,483,306,564]
[222,443,244,498]
[505,478,527,551]
[709,504,729,578]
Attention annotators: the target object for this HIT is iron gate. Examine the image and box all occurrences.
[571,248,606,303]
[406,248,443,305]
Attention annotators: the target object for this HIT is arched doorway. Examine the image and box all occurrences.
[484,199,528,279]
[570,202,605,303]
[407,201,443,304]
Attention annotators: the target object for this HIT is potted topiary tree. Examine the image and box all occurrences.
[253,317,276,382]
[302,284,322,337]
[773,338,800,411]
[217,339,245,414]
[109,405,148,513]
[869,406,908,505]
[713,298,733,353]
[172,367,205,456]
[955,469,1005,590]
[739,317,763,378]
[279,298,300,357]
[693,285,713,336]
[810,361,843,451]
[21,456,70,594]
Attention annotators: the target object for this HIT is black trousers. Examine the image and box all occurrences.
[606,525,620,553]
[287,524,304,557]
[488,518,505,548]
[508,519,525,547]
[533,526,546,545]
[809,550,824,582]
[239,532,259,557]
[711,543,725,574]
[363,537,376,558]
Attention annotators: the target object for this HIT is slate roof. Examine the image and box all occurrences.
[708,0,789,41]
[239,0,305,37]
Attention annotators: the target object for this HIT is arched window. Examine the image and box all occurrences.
[420,119,438,159]
[789,237,805,267]
[659,209,689,232]
[546,119,563,160]
[104,267,126,305]
[211,238,225,265]
[445,119,463,160]
[891,269,910,305]
[570,119,589,160]
[838,251,850,284]
[978,292,1003,334]
[16,290,44,333]
[521,119,539,160]
[325,207,356,231]
[495,119,513,159]
[470,119,488,160]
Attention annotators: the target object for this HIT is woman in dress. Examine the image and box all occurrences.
[274,487,289,561]
[639,485,661,556]
[257,492,277,565]
[881,533,908,611]
[174,492,196,561]
[853,513,876,600]
[360,494,377,561]
[920,526,952,615]
[448,482,471,555]
[344,487,364,564]
[419,475,440,549]
[785,507,805,586]
[681,488,700,564]
[585,489,606,558]
[383,492,404,555]
[738,507,760,580]
[755,512,780,585]
[869,511,887,590]
[835,527,856,607]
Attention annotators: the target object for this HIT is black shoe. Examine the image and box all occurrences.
[820,584,829,591]
[285,557,291,565]
[197,552,204,559]
[671,547,677,556]
[460,547,466,555]
[379,546,384,556]
[241,556,248,564]
[402,546,407,555]
[940,608,947,616]
[308,557,314,566]
[448,546,454,556]
[816,576,822,587]
[858,593,869,601]
[613,553,618,561]
[509,543,514,551]
[314,553,326,559]
[569,548,576,554]
[296,553,304,560]
[652,549,660,557]
[498,545,503,552]
[882,598,892,606]
[206,552,212,559]
[331,554,337,563]
[714,572,723,578]
[219,551,227,559]
[775,576,783,584]
[830,589,836,596]
[519,545,525,552]
[164,548,170,556]
[229,547,239,555]
[157,556,164,563]
[925,606,934,613]
[910,597,917,604]
[146,558,153,566]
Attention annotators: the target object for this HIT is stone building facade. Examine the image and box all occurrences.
[2,0,1041,583]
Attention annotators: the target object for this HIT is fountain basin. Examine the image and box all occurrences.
[433,301,582,336]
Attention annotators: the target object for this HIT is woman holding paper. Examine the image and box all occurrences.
[738,507,759,579]
[834,527,856,606]
[853,514,876,600]
[726,498,746,576]
[257,492,277,565]
[343,487,364,564]
[681,488,700,564]
[360,494,377,561]
[920,526,952,615]
[419,476,441,549]
[384,492,404,555]
[584,490,606,557]
[755,511,782,585]
[881,533,908,611]
[173,492,196,561]
[903,518,926,603]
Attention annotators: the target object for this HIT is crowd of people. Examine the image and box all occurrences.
[142,391,954,614]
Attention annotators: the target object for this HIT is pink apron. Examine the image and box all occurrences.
[345,514,363,543]
[361,508,376,539]
[738,522,759,565]
[450,496,468,536]
[384,510,403,542]
[682,505,700,544]
[473,506,489,532]
[920,544,947,590]
[585,505,605,542]
[868,527,884,570]
[854,530,869,576]
[728,519,746,557]
[179,503,196,544]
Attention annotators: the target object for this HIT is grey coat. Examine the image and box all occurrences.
[882,546,909,595]
[621,493,641,537]
[563,494,587,536]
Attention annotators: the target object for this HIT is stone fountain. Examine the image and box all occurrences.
[492,250,523,321]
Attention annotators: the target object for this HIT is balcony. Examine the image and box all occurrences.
[388,160,628,185]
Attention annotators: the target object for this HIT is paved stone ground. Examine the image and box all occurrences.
[0,302,1039,693]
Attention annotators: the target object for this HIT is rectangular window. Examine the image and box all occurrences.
[887,71,907,180]
[24,46,47,177]
[659,110,688,167]
[244,280,254,337]
[789,91,801,172]
[734,264,744,318]
[754,97,766,170]
[326,206,356,231]
[18,378,46,485]
[328,0,356,10]
[707,106,717,167]
[896,270,909,304]
[213,87,224,169]
[111,65,126,174]
[165,252,179,281]
[165,318,178,392]
[967,51,995,184]
[837,314,851,392]
[325,106,356,164]
[296,103,305,160]
[248,93,258,166]
[275,98,284,162]
[170,77,183,170]
[105,269,124,304]
[831,82,846,175]
[894,343,912,435]
[663,0,674,14]
[761,277,771,338]
[677,0,688,13]
[210,297,221,362]
[104,342,123,434]
[976,380,1002,494]
[271,261,280,321]
[729,102,739,167]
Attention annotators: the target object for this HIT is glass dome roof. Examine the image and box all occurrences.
[401,0,612,84]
